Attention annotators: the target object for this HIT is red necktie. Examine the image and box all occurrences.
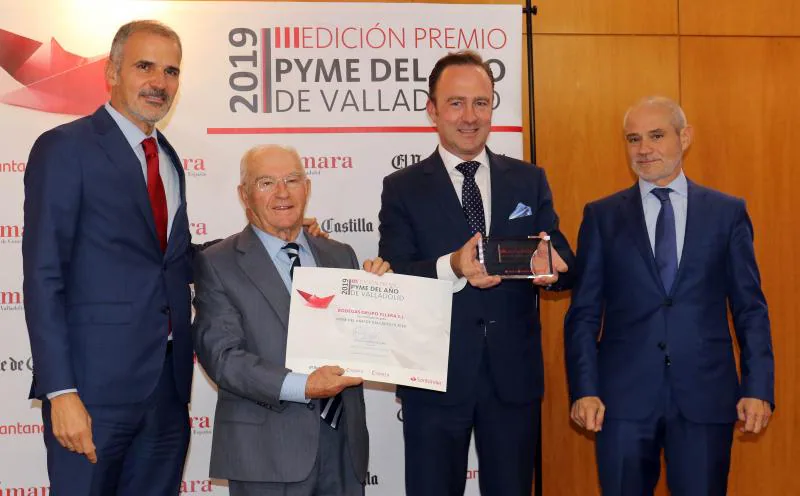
[141,137,168,253]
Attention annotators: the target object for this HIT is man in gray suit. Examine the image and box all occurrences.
[193,144,390,496]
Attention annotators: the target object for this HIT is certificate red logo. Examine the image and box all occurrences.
[296,289,335,309]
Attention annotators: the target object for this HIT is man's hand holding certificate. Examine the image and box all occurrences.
[286,267,452,392]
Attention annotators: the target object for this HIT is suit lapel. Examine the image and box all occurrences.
[421,151,472,236]
[486,150,516,238]
[158,133,187,259]
[619,184,662,290]
[235,226,291,329]
[91,107,162,254]
[671,180,704,294]
[306,234,337,269]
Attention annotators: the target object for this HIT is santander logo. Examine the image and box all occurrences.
[0,160,25,173]
[0,422,43,435]
[409,376,442,386]
[296,289,335,309]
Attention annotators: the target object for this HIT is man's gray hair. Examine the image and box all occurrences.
[623,96,688,132]
[239,144,305,185]
[109,20,182,72]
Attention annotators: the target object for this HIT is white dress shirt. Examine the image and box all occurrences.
[434,145,492,293]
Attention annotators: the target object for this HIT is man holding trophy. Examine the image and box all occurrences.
[378,50,575,496]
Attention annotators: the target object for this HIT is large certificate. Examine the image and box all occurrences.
[285,267,452,392]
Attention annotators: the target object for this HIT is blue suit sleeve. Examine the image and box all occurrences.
[378,175,438,278]
[726,201,774,406]
[532,167,576,291]
[22,129,82,397]
[564,204,604,402]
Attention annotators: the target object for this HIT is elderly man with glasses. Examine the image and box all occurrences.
[192,144,389,496]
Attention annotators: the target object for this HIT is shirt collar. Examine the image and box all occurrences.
[638,169,688,200]
[104,102,158,152]
[437,145,489,175]
[251,224,311,260]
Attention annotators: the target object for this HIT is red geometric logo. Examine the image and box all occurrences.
[296,289,335,309]
[0,29,109,115]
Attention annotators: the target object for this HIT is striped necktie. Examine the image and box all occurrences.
[282,242,301,280]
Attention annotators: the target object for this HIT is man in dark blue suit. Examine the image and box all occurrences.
[378,51,574,496]
[565,96,775,495]
[22,20,195,495]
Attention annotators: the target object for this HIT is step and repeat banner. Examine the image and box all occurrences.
[0,1,521,494]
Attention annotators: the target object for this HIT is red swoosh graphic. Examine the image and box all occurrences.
[296,289,335,309]
[0,29,109,115]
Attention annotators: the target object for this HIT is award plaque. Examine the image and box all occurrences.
[478,236,553,279]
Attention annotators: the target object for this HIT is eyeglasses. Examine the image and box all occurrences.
[254,173,305,193]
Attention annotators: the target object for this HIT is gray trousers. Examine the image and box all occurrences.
[229,415,363,496]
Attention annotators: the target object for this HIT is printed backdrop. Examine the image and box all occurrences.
[0,1,522,494]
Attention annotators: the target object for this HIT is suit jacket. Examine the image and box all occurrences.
[23,106,194,405]
[565,180,774,423]
[192,225,369,483]
[378,148,575,405]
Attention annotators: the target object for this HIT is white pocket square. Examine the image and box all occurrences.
[509,202,533,220]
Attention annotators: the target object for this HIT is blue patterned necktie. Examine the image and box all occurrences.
[455,161,486,237]
[652,188,677,293]
[282,242,343,429]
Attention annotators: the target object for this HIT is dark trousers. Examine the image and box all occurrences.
[596,381,734,496]
[402,348,540,496]
[42,346,190,495]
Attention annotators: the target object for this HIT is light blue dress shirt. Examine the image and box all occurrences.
[104,102,181,237]
[639,170,688,264]
[252,225,315,403]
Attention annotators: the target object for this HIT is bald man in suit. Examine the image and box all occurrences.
[566,97,774,495]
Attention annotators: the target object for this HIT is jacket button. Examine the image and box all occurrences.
[307,402,315,410]
[161,306,170,314]
[476,318,485,327]
[665,355,671,366]
[658,342,666,350]
[663,298,673,307]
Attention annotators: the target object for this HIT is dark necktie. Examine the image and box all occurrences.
[652,188,677,293]
[282,242,301,280]
[282,242,343,429]
[142,137,168,253]
[455,161,486,237]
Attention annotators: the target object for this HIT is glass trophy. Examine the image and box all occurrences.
[477,235,553,279]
